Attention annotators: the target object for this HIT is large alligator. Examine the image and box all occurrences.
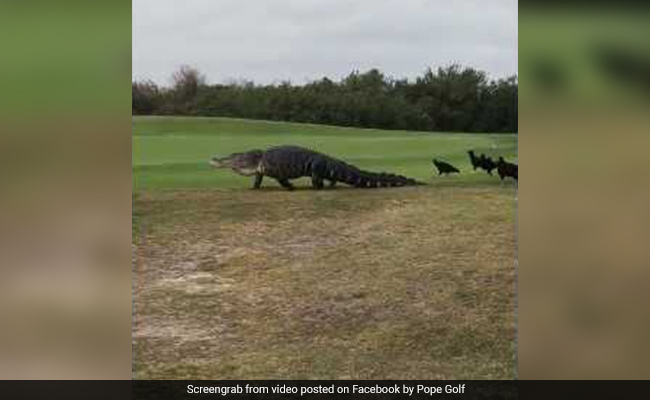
[210,145,422,190]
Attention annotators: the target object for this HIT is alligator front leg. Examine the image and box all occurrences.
[277,178,295,191]
[252,173,264,189]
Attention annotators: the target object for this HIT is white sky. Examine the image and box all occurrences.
[133,0,517,85]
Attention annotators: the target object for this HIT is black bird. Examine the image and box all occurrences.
[480,155,497,175]
[496,157,518,181]
[432,159,460,176]
[468,150,496,175]
[468,150,481,170]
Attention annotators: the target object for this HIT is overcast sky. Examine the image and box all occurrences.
[133,0,517,86]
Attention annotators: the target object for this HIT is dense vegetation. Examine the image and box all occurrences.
[132,66,517,133]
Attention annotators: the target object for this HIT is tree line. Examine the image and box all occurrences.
[132,65,517,133]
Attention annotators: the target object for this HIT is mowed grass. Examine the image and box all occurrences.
[132,116,517,379]
[133,116,517,190]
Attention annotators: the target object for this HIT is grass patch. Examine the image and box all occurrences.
[132,117,517,379]
[133,116,516,190]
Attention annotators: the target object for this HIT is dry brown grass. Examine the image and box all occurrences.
[133,186,516,379]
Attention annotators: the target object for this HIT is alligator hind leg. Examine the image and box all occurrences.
[310,160,326,189]
[277,178,295,191]
[311,174,325,190]
[252,173,264,189]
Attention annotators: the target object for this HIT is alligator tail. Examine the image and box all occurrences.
[323,159,422,188]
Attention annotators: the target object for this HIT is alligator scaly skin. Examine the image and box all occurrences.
[257,146,421,190]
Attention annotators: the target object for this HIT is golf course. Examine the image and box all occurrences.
[132,116,517,379]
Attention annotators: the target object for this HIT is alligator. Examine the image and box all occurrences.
[210,145,422,190]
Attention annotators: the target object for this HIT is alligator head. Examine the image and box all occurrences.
[209,150,264,176]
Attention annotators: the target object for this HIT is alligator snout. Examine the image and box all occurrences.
[209,156,228,168]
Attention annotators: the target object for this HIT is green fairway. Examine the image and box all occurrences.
[133,116,517,379]
[133,116,517,190]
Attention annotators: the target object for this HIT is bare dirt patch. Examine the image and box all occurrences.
[133,186,516,379]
